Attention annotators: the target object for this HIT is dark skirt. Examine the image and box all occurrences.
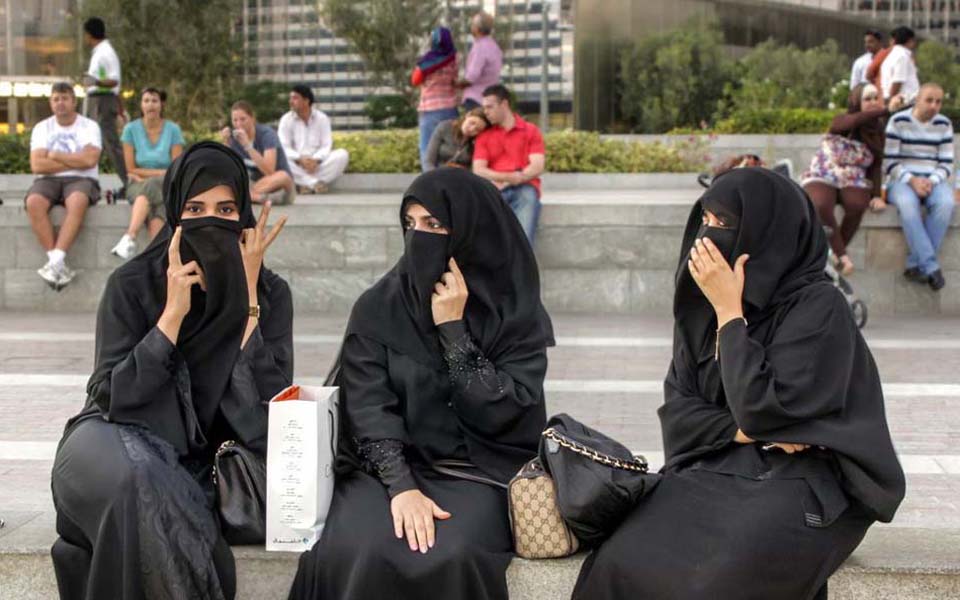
[50,418,235,600]
[288,468,513,600]
[572,468,873,600]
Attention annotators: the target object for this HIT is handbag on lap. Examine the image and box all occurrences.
[508,414,660,558]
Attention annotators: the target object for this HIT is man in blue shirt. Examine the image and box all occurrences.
[219,101,295,204]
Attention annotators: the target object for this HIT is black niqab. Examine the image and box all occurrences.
[345,167,555,368]
[662,168,904,522]
[91,142,256,436]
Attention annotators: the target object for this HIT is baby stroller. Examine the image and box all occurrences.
[696,156,868,329]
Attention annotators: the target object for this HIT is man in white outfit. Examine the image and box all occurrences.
[277,85,349,194]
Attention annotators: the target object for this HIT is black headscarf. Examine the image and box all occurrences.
[344,167,555,368]
[663,168,905,522]
[103,142,256,434]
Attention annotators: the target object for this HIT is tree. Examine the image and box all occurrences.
[79,0,243,132]
[320,0,444,107]
[617,18,736,133]
[916,40,960,108]
[723,39,848,112]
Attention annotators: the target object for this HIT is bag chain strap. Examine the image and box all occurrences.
[212,440,237,486]
[543,428,648,473]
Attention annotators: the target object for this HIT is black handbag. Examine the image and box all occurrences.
[213,440,267,545]
[539,414,660,547]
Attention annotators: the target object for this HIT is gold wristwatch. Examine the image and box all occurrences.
[248,305,261,319]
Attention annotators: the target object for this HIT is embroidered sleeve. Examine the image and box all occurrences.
[355,438,417,497]
[437,320,504,395]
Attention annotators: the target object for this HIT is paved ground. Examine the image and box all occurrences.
[2,310,960,546]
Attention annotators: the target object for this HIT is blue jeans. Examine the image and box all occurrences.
[418,107,459,172]
[500,184,542,246]
[887,180,956,275]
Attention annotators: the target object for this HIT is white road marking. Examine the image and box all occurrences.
[0,441,953,476]
[0,375,958,398]
[3,332,960,351]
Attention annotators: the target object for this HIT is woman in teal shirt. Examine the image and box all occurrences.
[111,87,185,259]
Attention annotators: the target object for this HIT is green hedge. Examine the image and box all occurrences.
[0,128,710,174]
[711,108,838,134]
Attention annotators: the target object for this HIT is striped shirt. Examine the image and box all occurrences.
[417,60,459,112]
[883,109,954,186]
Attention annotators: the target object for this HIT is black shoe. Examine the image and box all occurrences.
[928,269,946,291]
[903,267,927,283]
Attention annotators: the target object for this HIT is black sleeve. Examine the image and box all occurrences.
[717,287,851,440]
[658,340,740,467]
[437,320,547,439]
[86,275,201,454]
[342,334,417,497]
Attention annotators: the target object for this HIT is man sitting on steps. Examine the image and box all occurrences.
[278,84,349,194]
[26,82,102,291]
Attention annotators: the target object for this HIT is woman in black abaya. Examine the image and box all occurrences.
[288,167,554,600]
[50,142,291,600]
[573,168,905,600]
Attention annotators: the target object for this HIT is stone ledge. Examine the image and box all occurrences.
[0,516,956,600]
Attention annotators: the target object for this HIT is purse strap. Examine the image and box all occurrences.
[543,428,649,473]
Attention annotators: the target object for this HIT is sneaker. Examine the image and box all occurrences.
[903,267,926,284]
[111,234,137,260]
[37,262,61,290]
[312,182,329,194]
[928,269,946,291]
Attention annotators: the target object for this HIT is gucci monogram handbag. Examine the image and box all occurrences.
[508,456,580,559]
[508,414,660,558]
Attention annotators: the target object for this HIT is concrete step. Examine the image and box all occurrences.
[2,189,959,316]
[1,510,957,600]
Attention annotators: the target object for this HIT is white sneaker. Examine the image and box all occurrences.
[111,234,136,260]
[37,262,61,290]
[37,261,75,291]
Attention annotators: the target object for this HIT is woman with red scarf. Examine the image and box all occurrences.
[413,27,459,172]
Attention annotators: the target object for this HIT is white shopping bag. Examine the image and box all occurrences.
[266,384,339,552]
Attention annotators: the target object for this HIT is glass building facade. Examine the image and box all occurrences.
[0,0,81,132]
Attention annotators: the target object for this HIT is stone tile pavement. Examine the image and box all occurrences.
[1,311,960,541]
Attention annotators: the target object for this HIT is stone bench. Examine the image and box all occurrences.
[0,176,958,316]
[1,509,958,599]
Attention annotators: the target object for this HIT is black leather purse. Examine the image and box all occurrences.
[213,440,267,545]
[539,414,660,547]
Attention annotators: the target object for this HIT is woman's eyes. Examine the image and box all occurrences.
[427,220,443,230]
[219,206,235,214]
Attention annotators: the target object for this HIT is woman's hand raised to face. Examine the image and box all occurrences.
[432,258,469,325]
[158,226,207,344]
[688,237,749,329]
[240,201,288,300]
[391,489,452,554]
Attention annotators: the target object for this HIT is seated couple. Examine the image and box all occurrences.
[424,84,545,245]
[50,157,904,600]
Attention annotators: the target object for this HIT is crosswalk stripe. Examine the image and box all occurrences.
[0,374,958,398]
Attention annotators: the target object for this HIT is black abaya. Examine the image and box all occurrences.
[50,143,294,600]
[574,168,904,600]
[289,168,553,600]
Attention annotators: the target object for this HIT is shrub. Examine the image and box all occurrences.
[333,129,421,172]
[712,108,838,134]
[617,18,736,133]
[721,39,848,114]
[544,130,709,173]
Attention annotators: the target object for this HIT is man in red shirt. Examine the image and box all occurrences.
[472,84,546,244]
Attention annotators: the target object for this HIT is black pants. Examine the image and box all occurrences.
[87,94,127,185]
[51,418,235,600]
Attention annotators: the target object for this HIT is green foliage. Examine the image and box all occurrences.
[544,130,709,173]
[320,0,443,106]
[916,40,960,107]
[364,95,419,129]
[722,39,848,112]
[712,108,838,134]
[1,129,709,174]
[617,18,735,133]
[333,129,422,172]
[79,0,243,132]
